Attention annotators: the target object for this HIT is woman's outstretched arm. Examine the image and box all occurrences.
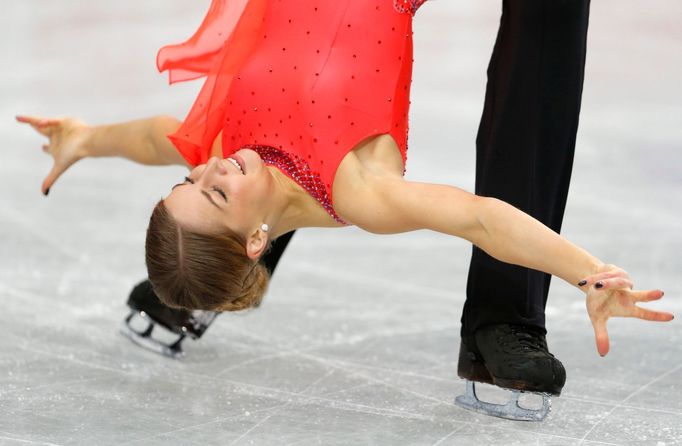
[16,115,189,194]
[347,177,600,285]
[342,175,673,355]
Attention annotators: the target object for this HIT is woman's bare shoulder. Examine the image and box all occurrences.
[333,135,405,226]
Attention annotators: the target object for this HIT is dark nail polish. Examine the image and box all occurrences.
[595,282,603,289]
[578,280,587,286]
[44,188,50,196]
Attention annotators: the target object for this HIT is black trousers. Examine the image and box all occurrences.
[461,0,591,337]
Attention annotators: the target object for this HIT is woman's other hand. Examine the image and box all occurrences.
[16,115,89,195]
[579,265,674,356]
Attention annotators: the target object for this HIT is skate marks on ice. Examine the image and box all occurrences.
[3,0,682,445]
[576,362,682,445]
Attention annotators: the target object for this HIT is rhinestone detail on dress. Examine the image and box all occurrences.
[394,0,426,15]
[246,145,348,225]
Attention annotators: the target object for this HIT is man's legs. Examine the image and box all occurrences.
[459,0,591,392]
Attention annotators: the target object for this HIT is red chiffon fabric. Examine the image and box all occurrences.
[157,0,268,165]
[158,0,423,206]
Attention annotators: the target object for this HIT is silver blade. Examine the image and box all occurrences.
[120,311,186,359]
[454,380,551,422]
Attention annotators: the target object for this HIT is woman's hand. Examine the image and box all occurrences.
[579,265,674,356]
[16,115,90,195]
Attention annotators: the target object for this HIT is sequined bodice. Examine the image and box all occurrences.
[248,145,347,225]
[160,0,425,226]
[394,0,427,15]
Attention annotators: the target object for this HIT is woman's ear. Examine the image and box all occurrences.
[245,227,268,260]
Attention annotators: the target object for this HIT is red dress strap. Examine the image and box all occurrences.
[157,0,268,166]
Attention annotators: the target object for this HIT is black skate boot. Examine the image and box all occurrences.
[120,280,218,359]
[454,324,565,421]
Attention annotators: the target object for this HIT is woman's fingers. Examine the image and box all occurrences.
[15,115,41,125]
[632,289,664,302]
[16,116,50,136]
[587,285,673,356]
[579,269,630,288]
[592,277,634,291]
[631,305,674,322]
[16,114,46,128]
[592,319,610,356]
[41,164,64,196]
[628,289,673,320]
[16,115,58,137]
[19,115,87,196]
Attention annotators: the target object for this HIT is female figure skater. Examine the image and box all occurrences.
[18,0,672,420]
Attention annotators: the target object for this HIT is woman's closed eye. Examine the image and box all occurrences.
[212,185,227,202]
[182,176,226,202]
[171,176,193,190]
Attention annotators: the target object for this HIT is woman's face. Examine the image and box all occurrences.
[164,149,272,236]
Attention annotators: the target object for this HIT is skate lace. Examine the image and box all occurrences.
[500,326,547,353]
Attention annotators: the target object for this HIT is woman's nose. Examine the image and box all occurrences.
[206,157,227,175]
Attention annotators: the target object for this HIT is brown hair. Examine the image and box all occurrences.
[145,200,269,312]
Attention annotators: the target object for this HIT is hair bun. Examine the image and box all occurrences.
[219,262,269,311]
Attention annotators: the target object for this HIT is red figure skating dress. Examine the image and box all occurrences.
[158,0,427,223]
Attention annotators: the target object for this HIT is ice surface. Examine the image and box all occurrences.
[1,1,681,445]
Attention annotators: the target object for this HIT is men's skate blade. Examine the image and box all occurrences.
[124,310,153,336]
[120,320,185,359]
[454,381,551,422]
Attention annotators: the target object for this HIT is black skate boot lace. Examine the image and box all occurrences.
[499,326,548,354]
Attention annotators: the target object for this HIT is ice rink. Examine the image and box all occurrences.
[2,1,681,445]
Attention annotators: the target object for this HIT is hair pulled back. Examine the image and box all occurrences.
[145,200,269,312]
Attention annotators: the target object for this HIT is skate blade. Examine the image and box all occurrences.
[119,311,185,359]
[454,380,551,422]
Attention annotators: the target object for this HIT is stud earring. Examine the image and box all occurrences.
[261,223,269,233]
